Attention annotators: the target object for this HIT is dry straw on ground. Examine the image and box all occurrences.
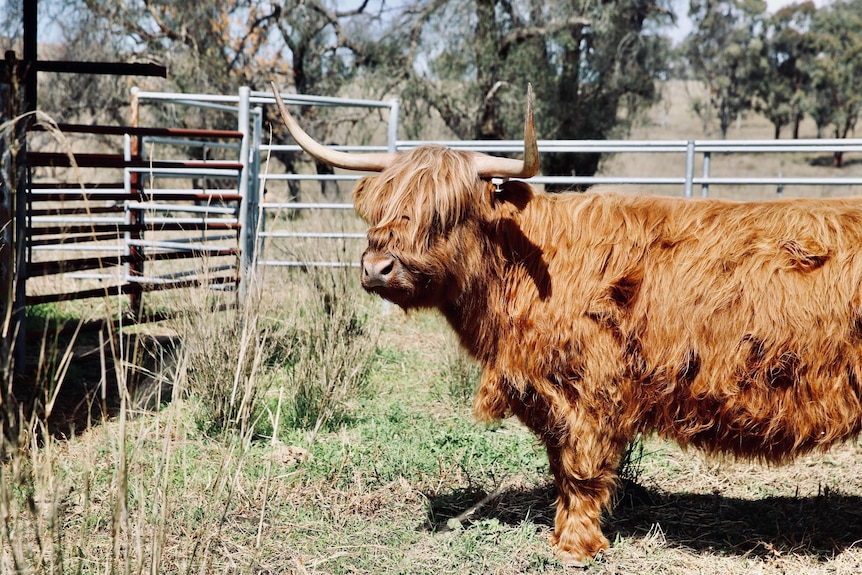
[3,82,862,574]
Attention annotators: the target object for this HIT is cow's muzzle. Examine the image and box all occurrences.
[361,253,397,289]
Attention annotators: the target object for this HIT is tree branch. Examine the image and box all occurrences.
[501,15,590,53]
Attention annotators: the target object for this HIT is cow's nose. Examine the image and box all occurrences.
[362,255,396,288]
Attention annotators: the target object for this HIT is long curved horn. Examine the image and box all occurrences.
[475,83,539,179]
[271,81,397,172]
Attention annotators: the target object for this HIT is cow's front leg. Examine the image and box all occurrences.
[546,440,622,565]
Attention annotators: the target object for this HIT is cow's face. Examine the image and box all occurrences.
[352,146,495,309]
[269,83,537,309]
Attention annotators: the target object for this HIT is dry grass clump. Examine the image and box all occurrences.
[166,283,284,437]
[0,261,383,573]
[276,265,378,437]
[156,250,378,441]
[434,344,481,409]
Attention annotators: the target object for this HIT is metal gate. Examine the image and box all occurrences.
[23,87,263,316]
[14,85,862,310]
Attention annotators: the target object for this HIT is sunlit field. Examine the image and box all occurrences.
[2,83,862,574]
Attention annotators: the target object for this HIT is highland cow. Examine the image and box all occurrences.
[272,83,862,564]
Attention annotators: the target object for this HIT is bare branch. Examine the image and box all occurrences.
[143,0,185,43]
[501,14,590,52]
[334,0,372,18]
[229,5,282,70]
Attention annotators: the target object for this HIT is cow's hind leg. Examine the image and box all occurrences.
[546,441,622,565]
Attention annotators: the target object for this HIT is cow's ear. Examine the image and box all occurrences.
[494,180,533,212]
[352,176,375,222]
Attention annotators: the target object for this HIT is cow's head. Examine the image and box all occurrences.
[272,82,539,309]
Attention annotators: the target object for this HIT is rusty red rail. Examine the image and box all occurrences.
[24,117,247,314]
[27,152,243,170]
[33,123,243,139]
[25,274,239,305]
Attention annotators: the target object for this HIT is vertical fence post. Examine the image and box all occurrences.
[387,99,400,153]
[127,87,143,318]
[1,45,30,446]
[0,51,17,394]
[237,86,252,302]
[684,140,695,198]
[11,52,28,388]
[701,151,711,198]
[250,107,262,268]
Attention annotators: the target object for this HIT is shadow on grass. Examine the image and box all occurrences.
[17,327,178,437]
[807,154,862,169]
[425,480,862,558]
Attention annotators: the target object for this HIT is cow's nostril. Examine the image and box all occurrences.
[362,256,397,288]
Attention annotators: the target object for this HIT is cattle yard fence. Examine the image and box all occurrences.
[7,86,862,320]
[261,98,862,269]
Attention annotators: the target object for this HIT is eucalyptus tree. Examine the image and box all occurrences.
[684,0,768,138]
[756,1,816,139]
[44,0,391,196]
[382,0,675,185]
[803,0,862,166]
[10,0,675,186]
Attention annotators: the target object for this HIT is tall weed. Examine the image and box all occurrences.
[436,345,481,409]
[168,258,378,443]
[276,265,378,439]
[168,282,291,438]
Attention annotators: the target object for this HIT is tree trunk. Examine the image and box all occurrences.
[792,112,802,139]
[833,151,844,168]
[473,0,502,141]
[544,152,600,193]
[272,150,302,203]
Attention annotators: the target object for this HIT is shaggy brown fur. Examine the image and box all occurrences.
[353,145,862,564]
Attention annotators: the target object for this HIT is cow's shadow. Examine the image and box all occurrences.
[424,480,862,558]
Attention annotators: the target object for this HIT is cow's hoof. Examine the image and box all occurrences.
[553,548,603,568]
[551,534,608,568]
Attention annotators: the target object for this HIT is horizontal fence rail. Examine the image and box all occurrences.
[262,139,862,196]
[259,89,862,269]
[17,85,862,307]
[23,92,256,311]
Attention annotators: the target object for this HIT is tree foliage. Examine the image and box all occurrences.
[684,0,862,151]
[756,2,816,139]
[66,0,394,196]
[684,0,768,138]
[4,0,675,183]
[384,0,674,181]
[803,0,862,165]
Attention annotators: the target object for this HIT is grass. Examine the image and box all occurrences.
[3,83,862,574]
[5,280,861,574]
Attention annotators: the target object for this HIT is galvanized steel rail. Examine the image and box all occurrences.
[260,91,862,269]
[22,85,862,295]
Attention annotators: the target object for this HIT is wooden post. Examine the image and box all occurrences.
[128,88,143,318]
[1,53,16,387]
[0,50,24,447]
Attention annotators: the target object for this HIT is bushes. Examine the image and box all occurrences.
[175,265,378,440]
[269,265,378,437]
[171,291,282,437]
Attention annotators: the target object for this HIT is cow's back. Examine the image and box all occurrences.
[508,191,862,460]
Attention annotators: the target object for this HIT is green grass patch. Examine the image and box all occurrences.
[5,258,862,574]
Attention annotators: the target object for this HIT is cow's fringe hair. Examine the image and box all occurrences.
[353,146,488,252]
